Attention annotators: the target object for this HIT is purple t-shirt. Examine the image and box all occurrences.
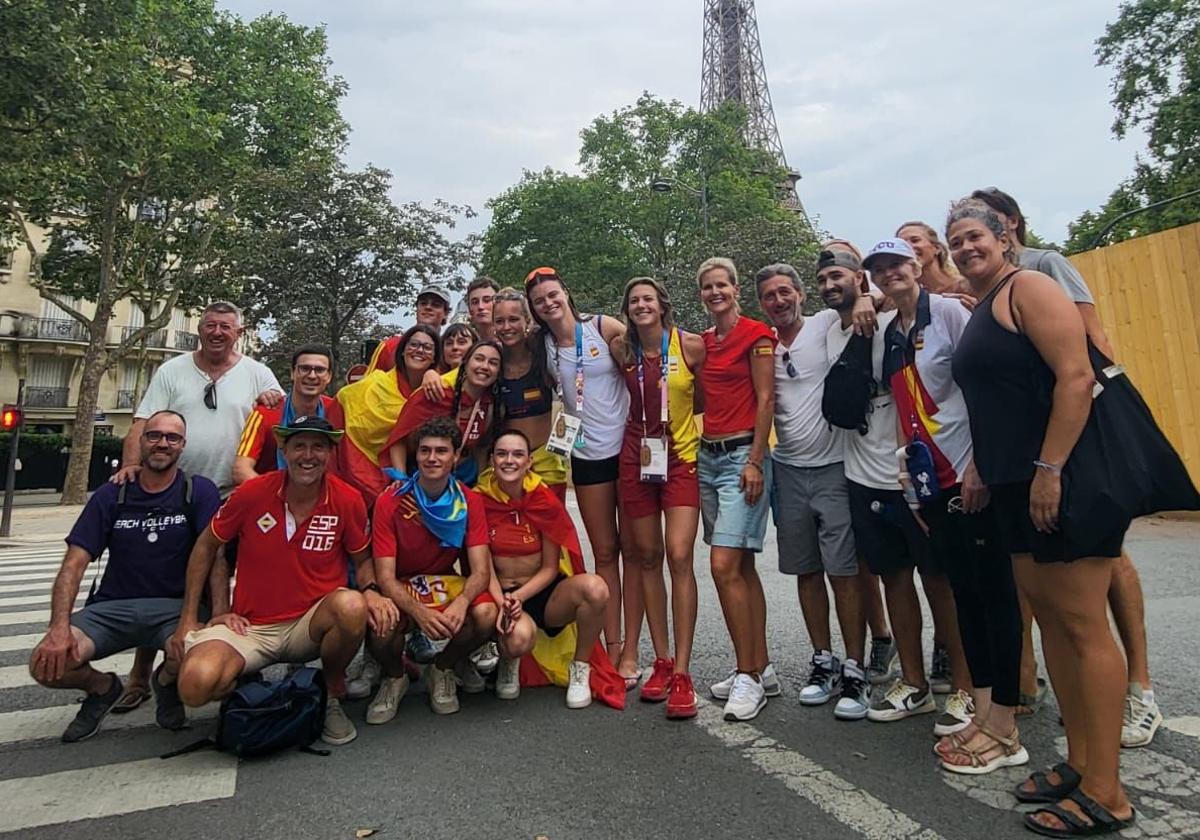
[66,471,221,602]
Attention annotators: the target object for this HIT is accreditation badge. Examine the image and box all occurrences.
[546,409,583,457]
[639,437,668,484]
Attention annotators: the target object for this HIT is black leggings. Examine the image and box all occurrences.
[926,488,1023,707]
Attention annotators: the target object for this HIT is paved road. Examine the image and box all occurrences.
[1,513,1198,839]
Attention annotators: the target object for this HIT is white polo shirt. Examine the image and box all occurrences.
[772,308,843,468]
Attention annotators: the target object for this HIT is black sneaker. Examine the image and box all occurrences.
[406,629,437,665]
[152,663,187,730]
[834,664,870,720]
[930,643,952,695]
[867,637,897,685]
[62,673,123,743]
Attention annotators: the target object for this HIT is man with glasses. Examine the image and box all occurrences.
[233,345,345,486]
[29,410,222,742]
[756,259,879,721]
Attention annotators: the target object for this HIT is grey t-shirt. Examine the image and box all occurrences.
[135,353,281,495]
[1018,247,1094,304]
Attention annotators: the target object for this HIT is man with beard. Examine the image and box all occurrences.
[29,410,222,742]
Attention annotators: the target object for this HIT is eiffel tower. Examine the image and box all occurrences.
[700,0,806,218]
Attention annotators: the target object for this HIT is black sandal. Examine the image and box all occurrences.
[1023,788,1135,837]
[1015,762,1082,804]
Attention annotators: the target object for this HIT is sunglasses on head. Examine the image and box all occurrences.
[524,267,560,287]
[203,380,217,410]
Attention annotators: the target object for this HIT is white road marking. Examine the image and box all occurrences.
[0,563,73,574]
[0,592,83,608]
[0,652,135,689]
[1164,717,1200,740]
[694,702,946,840]
[0,751,237,833]
[0,700,219,745]
[0,609,49,627]
[0,580,73,595]
[0,571,85,584]
[0,633,41,653]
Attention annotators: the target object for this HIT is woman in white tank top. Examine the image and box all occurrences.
[525,267,642,687]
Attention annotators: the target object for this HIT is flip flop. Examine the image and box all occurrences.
[1023,788,1135,837]
[109,684,150,715]
[622,671,642,691]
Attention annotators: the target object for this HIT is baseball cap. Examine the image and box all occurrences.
[273,415,344,443]
[815,249,862,274]
[417,284,452,309]
[862,238,917,270]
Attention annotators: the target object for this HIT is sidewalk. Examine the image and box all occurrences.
[0,503,85,544]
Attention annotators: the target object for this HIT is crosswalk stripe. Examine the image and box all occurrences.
[0,554,68,566]
[0,593,84,608]
[0,563,73,574]
[0,579,94,595]
[0,701,220,746]
[0,571,93,584]
[0,609,49,627]
[0,653,135,690]
[0,751,237,833]
[0,633,41,653]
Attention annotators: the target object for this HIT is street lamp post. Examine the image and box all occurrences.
[651,175,709,239]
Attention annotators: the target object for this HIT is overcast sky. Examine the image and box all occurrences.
[227,0,1140,267]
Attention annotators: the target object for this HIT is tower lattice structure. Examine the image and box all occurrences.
[700,0,805,217]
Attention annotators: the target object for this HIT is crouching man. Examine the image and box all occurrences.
[171,416,371,746]
[29,410,222,742]
[360,416,498,722]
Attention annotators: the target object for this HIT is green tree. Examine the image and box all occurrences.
[0,0,346,502]
[480,94,817,330]
[216,161,478,379]
[1065,0,1200,252]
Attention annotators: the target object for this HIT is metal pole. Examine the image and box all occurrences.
[1,379,25,537]
[1087,187,1200,250]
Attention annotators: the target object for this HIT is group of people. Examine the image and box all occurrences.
[28,186,1176,837]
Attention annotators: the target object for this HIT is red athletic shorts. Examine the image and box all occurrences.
[618,436,700,519]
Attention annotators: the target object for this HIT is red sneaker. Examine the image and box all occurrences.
[666,672,698,719]
[639,657,674,703]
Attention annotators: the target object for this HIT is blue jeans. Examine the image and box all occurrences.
[699,444,772,551]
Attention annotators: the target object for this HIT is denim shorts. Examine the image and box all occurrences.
[698,444,772,552]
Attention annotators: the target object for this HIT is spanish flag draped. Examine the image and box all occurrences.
[475,471,626,710]
[336,367,418,503]
[378,377,490,469]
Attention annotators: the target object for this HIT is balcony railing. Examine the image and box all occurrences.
[25,386,70,408]
[120,326,168,347]
[115,389,137,409]
[20,317,89,343]
[174,331,198,351]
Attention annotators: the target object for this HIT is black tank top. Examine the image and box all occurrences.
[951,271,1054,485]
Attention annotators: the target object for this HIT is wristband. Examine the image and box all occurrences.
[383,467,407,483]
[745,460,764,473]
[360,582,382,595]
[1033,459,1062,476]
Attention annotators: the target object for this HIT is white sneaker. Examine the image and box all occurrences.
[427,663,459,715]
[722,673,767,722]
[346,654,381,700]
[833,662,870,721]
[366,674,410,725]
[867,680,936,722]
[933,689,975,737]
[711,663,781,700]
[566,661,592,709]
[1121,690,1162,748]
[454,660,486,694]
[798,651,841,706]
[495,657,521,701]
[320,698,357,745]
[471,641,500,675]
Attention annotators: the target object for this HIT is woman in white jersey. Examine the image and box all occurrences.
[524,267,641,687]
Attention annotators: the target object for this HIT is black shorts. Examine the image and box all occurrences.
[921,486,1008,572]
[846,481,936,576]
[505,574,567,637]
[990,481,1127,563]
[571,454,619,486]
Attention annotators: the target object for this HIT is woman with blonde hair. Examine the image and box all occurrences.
[895,221,968,296]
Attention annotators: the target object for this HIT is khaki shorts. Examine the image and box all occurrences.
[184,590,343,673]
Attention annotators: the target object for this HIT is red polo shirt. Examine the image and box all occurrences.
[371,482,489,577]
[211,471,369,624]
[235,396,345,476]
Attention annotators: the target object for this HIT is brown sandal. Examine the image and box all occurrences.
[109,684,150,714]
[940,724,1030,775]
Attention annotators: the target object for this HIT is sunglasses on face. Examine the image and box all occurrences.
[203,380,217,410]
[144,430,184,446]
[782,350,798,379]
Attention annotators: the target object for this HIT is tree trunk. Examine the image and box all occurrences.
[60,321,111,504]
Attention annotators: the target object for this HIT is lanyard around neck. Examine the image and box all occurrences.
[636,328,670,437]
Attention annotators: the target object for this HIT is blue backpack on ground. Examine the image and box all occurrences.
[162,667,329,759]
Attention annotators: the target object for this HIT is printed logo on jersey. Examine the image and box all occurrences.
[302,514,340,552]
[257,512,277,534]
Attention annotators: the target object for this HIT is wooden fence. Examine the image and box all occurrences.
[1070,221,1200,483]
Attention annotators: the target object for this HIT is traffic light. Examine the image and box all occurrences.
[1,405,21,432]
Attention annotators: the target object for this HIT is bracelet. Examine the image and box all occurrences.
[898,471,911,481]
[360,582,382,595]
[1033,459,1062,476]
[745,460,764,473]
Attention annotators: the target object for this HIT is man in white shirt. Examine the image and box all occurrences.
[756,259,870,721]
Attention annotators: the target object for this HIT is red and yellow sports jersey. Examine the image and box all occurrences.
[210,471,369,624]
[236,396,344,477]
[371,482,489,577]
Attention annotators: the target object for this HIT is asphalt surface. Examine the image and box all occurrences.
[1,510,1198,840]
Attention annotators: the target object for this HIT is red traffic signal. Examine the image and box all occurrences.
[1,404,21,432]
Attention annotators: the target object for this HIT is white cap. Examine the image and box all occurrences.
[862,238,917,270]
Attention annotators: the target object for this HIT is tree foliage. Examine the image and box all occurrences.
[215,161,477,380]
[1066,0,1200,252]
[0,0,347,502]
[480,94,818,330]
